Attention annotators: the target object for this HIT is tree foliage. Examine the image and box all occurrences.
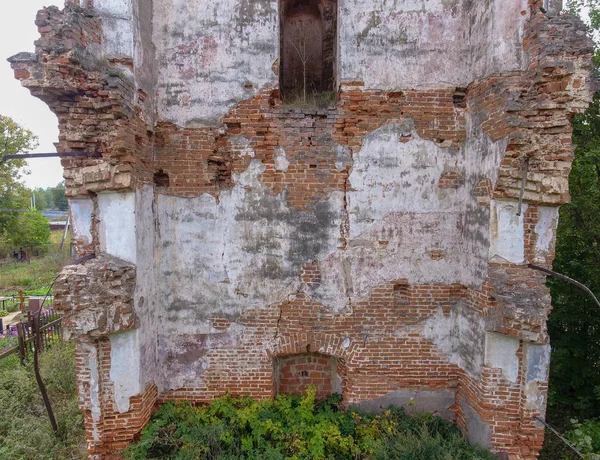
[545,1,600,422]
[10,212,51,250]
[0,115,36,237]
[548,93,600,418]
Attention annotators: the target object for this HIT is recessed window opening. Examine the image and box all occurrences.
[280,0,337,105]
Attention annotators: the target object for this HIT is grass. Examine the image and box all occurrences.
[0,230,71,297]
[281,90,338,110]
[0,342,86,459]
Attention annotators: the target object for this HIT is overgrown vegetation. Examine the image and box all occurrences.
[125,388,495,460]
[566,419,600,459]
[0,230,71,295]
[0,342,86,459]
[281,90,338,110]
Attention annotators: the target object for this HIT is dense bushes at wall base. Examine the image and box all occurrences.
[125,388,495,460]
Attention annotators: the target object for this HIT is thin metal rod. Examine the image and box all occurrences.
[535,416,584,458]
[517,157,529,216]
[529,264,600,310]
[0,152,101,163]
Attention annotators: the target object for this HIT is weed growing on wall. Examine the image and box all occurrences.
[125,387,495,459]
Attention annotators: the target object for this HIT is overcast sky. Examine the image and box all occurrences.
[0,1,62,189]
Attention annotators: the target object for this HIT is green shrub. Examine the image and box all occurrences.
[125,387,495,460]
[0,341,86,459]
[0,309,8,317]
[566,419,600,459]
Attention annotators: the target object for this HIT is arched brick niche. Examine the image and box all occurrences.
[274,353,342,398]
[279,0,337,99]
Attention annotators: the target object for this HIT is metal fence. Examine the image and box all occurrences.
[0,308,62,364]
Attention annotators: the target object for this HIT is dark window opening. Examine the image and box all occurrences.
[280,0,337,103]
[393,281,410,306]
[154,169,170,188]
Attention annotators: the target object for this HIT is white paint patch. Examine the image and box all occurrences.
[98,192,137,264]
[534,207,559,263]
[81,342,101,441]
[274,147,290,172]
[423,304,486,378]
[94,0,134,57]
[526,343,551,383]
[485,332,520,383]
[231,136,255,158]
[525,343,551,412]
[340,0,527,90]
[489,200,526,264]
[69,198,93,245]
[153,0,279,126]
[109,330,142,413]
[156,159,344,331]
[347,123,469,236]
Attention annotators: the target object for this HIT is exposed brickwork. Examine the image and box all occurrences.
[438,168,466,189]
[152,86,467,208]
[54,256,137,339]
[9,4,154,197]
[9,1,594,459]
[276,353,338,398]
[75,339,157,459]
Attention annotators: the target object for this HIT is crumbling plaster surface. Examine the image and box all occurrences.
[469,0,529,80]
[534,207,560,264]
[80,341,102,442]
[489,200,527,265]
[151,117,509,387]
[152,119,508,319]
[94,0,134,58]
[69,197,94,245]
[98,192,137,264]
[155,159,344,321]
[153,0,279,126]
[133,0,158,124]
[525,343,551,413]
[485,332,520,383]
[152,0,530,126]
[423,303,487,379]
[463,397,493,448]
[109,330,142,413]
[134,186,160,389]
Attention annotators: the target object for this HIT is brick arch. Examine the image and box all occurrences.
[265,332,356,363]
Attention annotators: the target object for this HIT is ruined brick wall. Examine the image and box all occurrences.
[9,0,594,458]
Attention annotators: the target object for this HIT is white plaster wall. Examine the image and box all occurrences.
[525,343,551,412]
[469,0,529,80]
[109,330,142,413]
[423,304,486,378]
[98,192,137,264]
[94,0,134,57]
[80,342,102,441]
[339,0,471,88]
[153,0,279,126]
[135,186,159,387]
[156,160,344,328]
[489,200,526,264]
[149,0,530,125]
[534,206,559,263]
[69,197,93,245]
[485,332,520,383]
